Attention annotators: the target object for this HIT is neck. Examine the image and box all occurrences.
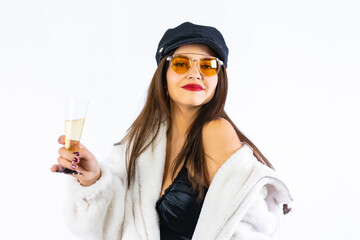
[169,102,199,140]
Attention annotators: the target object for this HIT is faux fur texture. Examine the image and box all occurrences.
[64,123,292,240]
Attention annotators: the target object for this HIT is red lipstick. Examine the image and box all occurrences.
[181,84,204,91]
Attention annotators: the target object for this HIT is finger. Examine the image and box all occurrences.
[57,156,80,171]
[50,164,64,173]
[58,135,65,145]
[58,141,88,159]
[58,147,80,164]
[58,156,87,176]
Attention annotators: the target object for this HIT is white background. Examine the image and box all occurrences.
[0,0,359,239]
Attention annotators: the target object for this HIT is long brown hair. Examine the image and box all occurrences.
[116,50,274,196]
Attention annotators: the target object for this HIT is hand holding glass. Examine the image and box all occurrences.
[63,98,88,174]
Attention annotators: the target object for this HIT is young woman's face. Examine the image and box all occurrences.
[166,44,219,110]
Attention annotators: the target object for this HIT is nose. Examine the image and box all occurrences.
[186,60,202,80]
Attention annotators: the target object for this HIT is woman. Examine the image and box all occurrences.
[52,22,292,240]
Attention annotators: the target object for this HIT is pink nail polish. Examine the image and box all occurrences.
[73,157,79,163]
[71,164,76,169]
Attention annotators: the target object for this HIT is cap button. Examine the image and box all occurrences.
[159,47,163,53]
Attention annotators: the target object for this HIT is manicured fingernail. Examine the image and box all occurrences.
[73,152,79,156]
[73,157,79,163]
[71,164,77,169]
[57,165,64,172]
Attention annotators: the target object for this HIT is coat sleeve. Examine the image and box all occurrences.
[230,186,281,240]
[63,144,127,240]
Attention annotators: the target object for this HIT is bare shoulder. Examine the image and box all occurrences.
[202,118,242,183]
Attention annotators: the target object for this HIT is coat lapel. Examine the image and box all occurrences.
[135,123,167,239]
[192,145,256,239]
[192,145,292,239]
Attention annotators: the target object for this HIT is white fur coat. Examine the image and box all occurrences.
[64,124,292,240]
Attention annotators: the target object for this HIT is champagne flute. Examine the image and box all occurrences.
[63,97,88,175]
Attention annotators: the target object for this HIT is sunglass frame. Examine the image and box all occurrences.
[166,53,223,77]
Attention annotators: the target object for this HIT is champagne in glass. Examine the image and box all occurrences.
[65,118,85,151]
[63,97,88,175]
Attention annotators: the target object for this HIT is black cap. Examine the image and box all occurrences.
[156,22,229,67]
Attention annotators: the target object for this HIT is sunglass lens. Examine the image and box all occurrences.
[199,58,218,77]
[171,56,190,74]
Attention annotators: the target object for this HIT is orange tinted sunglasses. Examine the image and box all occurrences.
[167,54,223,77]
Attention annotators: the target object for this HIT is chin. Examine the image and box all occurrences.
[171,95,212,109]
[184,100,208,108]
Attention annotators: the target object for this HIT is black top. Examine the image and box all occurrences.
[155,167,207,240]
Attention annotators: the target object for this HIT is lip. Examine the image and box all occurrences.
[181,84,204,92]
